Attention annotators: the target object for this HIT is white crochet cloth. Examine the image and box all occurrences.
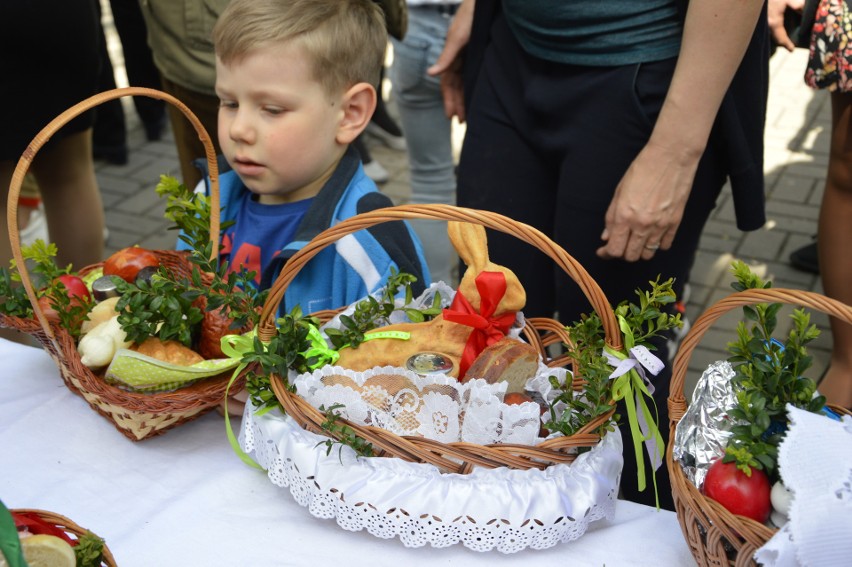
[755,405,852,566]
[240,400,623,553]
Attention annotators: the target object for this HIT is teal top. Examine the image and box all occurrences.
[502,0,682,66]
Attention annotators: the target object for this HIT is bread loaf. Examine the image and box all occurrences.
[132,337,204,366]
[464,338,540,393]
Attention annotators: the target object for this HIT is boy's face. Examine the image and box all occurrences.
[215,42,346,204]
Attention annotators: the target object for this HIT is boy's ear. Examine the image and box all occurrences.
[336,83,377,145]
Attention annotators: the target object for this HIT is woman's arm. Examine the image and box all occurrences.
[597,0,766,261]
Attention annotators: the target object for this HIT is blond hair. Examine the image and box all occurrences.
[213,0,387,95]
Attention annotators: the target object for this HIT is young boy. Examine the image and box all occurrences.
[194,0,430,315]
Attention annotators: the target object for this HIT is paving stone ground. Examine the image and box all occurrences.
[97,10,831,396]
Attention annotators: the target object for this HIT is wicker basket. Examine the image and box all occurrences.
[260,203,622,473]
[666,287,852,566]
[4,86,239,442]
[10,508,117,566]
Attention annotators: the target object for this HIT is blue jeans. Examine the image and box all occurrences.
[391,6,458,285]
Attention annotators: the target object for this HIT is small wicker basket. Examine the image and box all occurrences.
[666,287,852,566]
[10,508,117,566]
[260,203,622,473]
[4,87,239,442]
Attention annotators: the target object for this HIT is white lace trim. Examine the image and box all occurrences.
[294,367,544,445]
[241,402,623,553]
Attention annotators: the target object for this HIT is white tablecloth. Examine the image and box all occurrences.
[0,338,695,566]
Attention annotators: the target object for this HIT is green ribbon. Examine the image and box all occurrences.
[605,315,665,509]
[0,500,24,567]
[220,328,266,471]
[304,324,339,370]
[335,330,412,354]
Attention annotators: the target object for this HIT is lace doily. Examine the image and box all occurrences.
[241,400,623,553]
[293,366,545,445]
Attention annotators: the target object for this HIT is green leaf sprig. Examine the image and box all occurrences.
[156,174,267,331]
[324,269,441,350]
[0,241,94,337]
[318,403,374,459]
[546,276,682,438]
[73,531,106,567]
[113,175,268,347]
[722,261,825,478]
[112,270,204,346]
[242,306,320,415]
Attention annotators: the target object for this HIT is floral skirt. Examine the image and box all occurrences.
[806,0,852,91]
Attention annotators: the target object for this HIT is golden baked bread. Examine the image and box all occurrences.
[464,337,540,393]
[332,221,527,378]
[333,315,470,377]
[132,337,204,366]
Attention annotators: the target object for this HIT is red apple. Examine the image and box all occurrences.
[103,247,159,283]
[56,274,91,301]
[703,458,772,523]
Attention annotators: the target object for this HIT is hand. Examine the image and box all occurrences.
[596,140,699,262]
[427,0,475,122]
[768,0,805,52]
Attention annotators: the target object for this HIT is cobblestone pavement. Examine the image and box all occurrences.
[96,14,831,396]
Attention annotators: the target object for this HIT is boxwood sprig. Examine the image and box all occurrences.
[546,276,682,438]
[722,261,825,478]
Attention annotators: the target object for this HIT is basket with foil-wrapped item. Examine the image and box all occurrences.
[667,280,852,567]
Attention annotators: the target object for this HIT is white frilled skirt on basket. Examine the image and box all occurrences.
[241,400,623,553]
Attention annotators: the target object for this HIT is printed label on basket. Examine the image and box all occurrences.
[104,349,240,393]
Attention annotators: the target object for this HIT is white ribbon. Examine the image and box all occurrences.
[604,345,664,471]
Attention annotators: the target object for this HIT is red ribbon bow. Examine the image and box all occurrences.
[442,271,517,379]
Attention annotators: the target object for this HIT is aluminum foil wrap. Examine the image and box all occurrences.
[673,360,741,488]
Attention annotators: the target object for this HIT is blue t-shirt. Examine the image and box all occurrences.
[502,0,682,66]
[220,195,314,287]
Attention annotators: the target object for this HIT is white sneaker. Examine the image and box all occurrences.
[20,204,49,246]
[363,159,390,184]
[365,122,407,151]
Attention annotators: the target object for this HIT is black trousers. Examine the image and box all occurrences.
[457,14,730,510]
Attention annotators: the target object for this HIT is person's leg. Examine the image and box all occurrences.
[159,76,221,189]
[367,66,407,150]
[391,8,457,284]
[455,23,557,317]
[30,129,105,269]
[92,1,128,166]
[817,90,852,409]
[108,0,166,139]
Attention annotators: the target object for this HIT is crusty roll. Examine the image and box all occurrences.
[464,337,540,393]
[132,337,204,366]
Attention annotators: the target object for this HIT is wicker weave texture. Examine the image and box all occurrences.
[4,87,237,442]
[264,204,621,474]
[11,508,117,566]
[666,287,852,566]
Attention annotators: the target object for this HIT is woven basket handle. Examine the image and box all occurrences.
[257,203,623,351]
[6,86,221,342]
[668,287,852,423]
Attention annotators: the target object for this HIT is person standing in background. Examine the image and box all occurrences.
[390,1,462,285]
[92,0,168,165]
[429,0,770,510]
[0,0,106,273]
[139,0,229,190]
[799,0,852,409]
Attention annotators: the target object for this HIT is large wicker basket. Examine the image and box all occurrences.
[260,204,622,473]
[10,508,117,566]
[666,287,852,566]
[4,86,238,442]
